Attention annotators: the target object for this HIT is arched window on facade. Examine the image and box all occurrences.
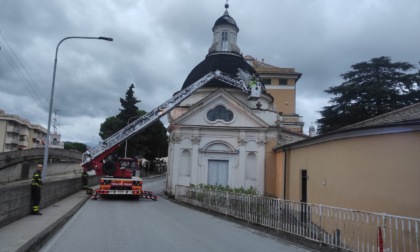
[179,149,191,176]
[245,152,257,189]
[206,105,234,122]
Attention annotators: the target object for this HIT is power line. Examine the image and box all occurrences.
[0,31,48,110]
[1,34,47,102]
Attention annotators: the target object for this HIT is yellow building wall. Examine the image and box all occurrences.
[266,89,295,114]
[275,151,285,198]
[282,131,420,218]
[264,138,278,197]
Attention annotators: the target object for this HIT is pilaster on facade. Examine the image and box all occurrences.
[170,134,182,144]
[190,135,201,186]
[169,134,182,195]
[236,142,246,189]
[257,140,266,195]
[190,136,201,145]
[237,137,247,146]
[190,145,200,186]
[166,141,174,192]
[257,138,266,146]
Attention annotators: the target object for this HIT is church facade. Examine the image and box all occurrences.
[166,4,306,196]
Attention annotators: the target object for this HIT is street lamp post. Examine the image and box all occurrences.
[124,116,139,158]
[42,36,113,181]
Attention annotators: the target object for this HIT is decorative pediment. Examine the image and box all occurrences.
[171,89,269,129]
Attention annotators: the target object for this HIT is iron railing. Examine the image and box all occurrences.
[175,185,420,252]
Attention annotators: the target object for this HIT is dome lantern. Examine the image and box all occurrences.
[181,3,265,92]
[208,3,240,54]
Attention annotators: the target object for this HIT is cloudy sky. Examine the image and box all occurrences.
[1,0,419,144]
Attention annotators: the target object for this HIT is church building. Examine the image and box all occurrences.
[166,4,306,197]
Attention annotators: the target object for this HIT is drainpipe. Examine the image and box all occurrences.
[283,147,288,199]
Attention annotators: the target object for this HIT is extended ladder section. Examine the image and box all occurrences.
[82,70,261,165]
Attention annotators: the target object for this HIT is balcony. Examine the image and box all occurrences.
[20,129,29,136]
[5,137,19,145]
[6,125,20,134]
[3,147,17,152]
[19,140,28,148]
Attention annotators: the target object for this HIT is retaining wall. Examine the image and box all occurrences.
[0,162,83,184]
[0,173,101,228]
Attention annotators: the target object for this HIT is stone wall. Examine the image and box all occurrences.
[0,175,100,228]
[0,162,83,184]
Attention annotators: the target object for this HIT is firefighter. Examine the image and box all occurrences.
[249,75,257,88]
[31,164,43,215]
[81,171,88,189]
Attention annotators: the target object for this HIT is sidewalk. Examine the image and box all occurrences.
[0,189,90,252]
[0,173,165,252]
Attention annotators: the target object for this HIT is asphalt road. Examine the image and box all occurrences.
[41,177,312,252]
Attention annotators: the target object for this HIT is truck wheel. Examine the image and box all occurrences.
[102,161,117,175]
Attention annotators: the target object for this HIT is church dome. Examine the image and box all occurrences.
[181,53,259,90]
[181,4,265,92]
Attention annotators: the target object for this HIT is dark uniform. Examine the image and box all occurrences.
[81,171,88,189]
[31,169,42,215]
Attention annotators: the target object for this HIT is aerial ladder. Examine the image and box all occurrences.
[81,70,262,200]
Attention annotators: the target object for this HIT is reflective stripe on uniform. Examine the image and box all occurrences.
[32,171,42,187]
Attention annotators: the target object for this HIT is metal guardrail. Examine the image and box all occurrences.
[175,185,419,252]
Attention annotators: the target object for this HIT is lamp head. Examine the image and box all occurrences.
[98,37,113,41]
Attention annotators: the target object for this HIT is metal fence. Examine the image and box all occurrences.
[175,185,420,252]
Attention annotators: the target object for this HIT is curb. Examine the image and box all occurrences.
[17,193,91,252]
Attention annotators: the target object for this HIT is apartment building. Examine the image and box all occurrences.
[0,109,47,152]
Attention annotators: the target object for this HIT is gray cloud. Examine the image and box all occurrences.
[0,0,419,143]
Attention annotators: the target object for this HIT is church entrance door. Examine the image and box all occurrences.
[208,160,228,186]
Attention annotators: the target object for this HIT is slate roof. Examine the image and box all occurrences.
[244,55,302,77]
[181,53,265,91]
[274,103,420,151]
[337,102,420,131]
[213,10,239,32]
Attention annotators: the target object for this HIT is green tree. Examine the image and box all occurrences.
[317,56,419,134]
[99,84,168,160]
[64,142,87,152]
[142,121,168,161]
[117,84,141,122]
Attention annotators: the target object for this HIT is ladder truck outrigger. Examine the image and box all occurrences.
[81,70,262,200]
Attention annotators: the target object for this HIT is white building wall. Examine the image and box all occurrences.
[167,128,270,195]
[166,89,278,196]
